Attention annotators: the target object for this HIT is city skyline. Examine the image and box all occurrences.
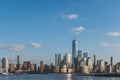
[0,0,120,64]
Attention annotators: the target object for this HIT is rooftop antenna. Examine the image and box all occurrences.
[74,31,77,40]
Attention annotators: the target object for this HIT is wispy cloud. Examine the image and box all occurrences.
[101,42,111,47]
[9,45,24,52]
[30,42,42,48]
[62,14,79,19]
[108,32,120,37]
[101,42,120,47]
[0,45,7,49]
[72,26,85,32]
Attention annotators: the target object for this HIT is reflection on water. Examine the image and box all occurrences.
[0,74,120,80]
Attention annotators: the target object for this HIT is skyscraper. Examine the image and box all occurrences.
[65,53,72,68]
[93,55,96,72]
[77,50,82,61]
[58,54,61,66]
[17,55,20,64]
[9,63,15,73]
[16,55,21,70]
[2,57,9,73]
[40,61,44,73]
[86,57,93,72]
[110,57,113,66]
[55,54,58,66]
[72,33,78,62]
[22,61,31,70]
[83,52,88,58]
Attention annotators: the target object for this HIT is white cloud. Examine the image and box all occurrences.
[73,26,85,32]
[112,43,120,47]
[67,14,78,19]
[108,32,120,37]
[63,14,78,19]
[9,45,24,52]
[30,42,42,48]
[101,42,120,47]
[101,42,111,47]
[0,45,7,49]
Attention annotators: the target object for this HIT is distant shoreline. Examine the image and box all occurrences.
[1,72,120,77]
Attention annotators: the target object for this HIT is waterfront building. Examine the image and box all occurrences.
[83,52,88,58]
[2,57,9,73]
[58,54,61,66]
[86,57,93,72]
[9,63,15,73]
[40,61,44,73]
[80,65,89,74]
[16,55,21,70]
[44,64,50,73]
[111,57,113,66]
[76,51,83,72]
[99,59,105,73]
[61,65,67,73]
[115,62,120,74]
[106,65,112,73]
[50,62,54,73]
[65,53,72,68]
[16,64,22,70]
[55,54,58,66]
[93,55,96,72]
[53,65,60,73]
[67,68,75,73]
[22,61,31,70]
[104,61,108,72]
[31,64,37,72]
[79,60,86,67]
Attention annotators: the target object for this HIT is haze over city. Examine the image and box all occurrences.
[0,0,120,65]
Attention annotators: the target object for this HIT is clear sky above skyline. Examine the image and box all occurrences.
[0,0,120,65]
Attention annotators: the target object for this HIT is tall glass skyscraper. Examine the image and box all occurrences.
[55,54,58,66]
[83,52,88,58]
[58,54,61,66]
[17,55,20,64]
[72,35,78,63]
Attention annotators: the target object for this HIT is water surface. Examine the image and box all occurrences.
[0,74,120,80]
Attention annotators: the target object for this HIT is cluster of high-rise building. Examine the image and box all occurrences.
[1,35,120,75]
[53,35,120,74]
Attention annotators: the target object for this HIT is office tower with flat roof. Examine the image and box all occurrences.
[86,57,93,72]
[111,57,113,66]
[40,61,44,73]
[78,50,82,56]
[77,50,82,61]
[65,53,72,68]
[93,55,96,72]
[31,64,37,72]
[16,55,21,70]
[77,50,83,72]
[9,63,15,73]
[17,55,20,64]
[55,54,58,66]
[83,52,88,58]
[58,54,61,66]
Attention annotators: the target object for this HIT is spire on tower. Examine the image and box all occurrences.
[74,32,77,40]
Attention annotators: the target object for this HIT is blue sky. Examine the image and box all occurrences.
[0,0,120,65]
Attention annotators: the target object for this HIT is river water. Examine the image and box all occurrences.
[0,74,119,80]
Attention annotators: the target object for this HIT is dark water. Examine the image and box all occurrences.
[0,74,120,80]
